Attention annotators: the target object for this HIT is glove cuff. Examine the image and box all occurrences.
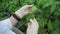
[13,14,21,21]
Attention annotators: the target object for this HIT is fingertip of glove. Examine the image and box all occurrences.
[26,5,32,8]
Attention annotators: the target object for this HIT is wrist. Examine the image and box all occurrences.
[15,13,24,19]
[15,14,23,19]
[13,14,21,21]
[10,16,18,26]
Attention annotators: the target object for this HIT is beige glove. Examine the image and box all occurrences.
[15,5,32,19]
[27,18,39,34]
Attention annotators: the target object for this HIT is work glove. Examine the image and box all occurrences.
[27,18,39,34]
[15,5,32,19]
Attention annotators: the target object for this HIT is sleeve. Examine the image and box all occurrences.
[0,18,16,34]
[0,18,13,30]
[4,29,16,34]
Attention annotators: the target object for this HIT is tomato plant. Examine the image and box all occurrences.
[0,0,60,34]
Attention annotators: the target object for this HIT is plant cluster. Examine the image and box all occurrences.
[0,0,60,34]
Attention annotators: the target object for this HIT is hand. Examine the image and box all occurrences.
[27,18,39,34]
[15,5,32,19]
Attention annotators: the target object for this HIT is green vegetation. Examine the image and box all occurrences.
[0,0,60,34]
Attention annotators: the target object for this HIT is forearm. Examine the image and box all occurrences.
[0,15,21,31]
[0,18,14,29]
[0,5,32,30]
[9,16,18,26]
[9,5,32,26]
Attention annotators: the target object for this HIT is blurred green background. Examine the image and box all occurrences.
[0,0,60,34]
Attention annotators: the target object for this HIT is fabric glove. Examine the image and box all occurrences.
[15,5,32,19]
[27,18,39,34]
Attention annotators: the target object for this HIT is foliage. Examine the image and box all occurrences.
[0,0,60,34]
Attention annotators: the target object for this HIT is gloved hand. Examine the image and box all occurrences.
[27,18,39,34]
[15,5,32,19]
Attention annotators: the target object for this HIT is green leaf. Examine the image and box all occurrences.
[32,5,38,12]
[26,14,35,22]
